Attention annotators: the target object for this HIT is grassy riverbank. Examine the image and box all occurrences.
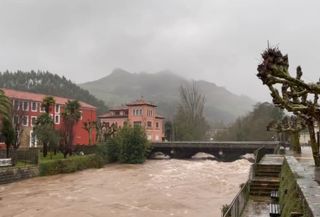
[39,153,103,176]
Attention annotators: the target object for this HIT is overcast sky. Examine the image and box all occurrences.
[0,0,320,101]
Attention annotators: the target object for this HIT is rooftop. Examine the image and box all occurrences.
[2,88,96,109]
[126,99,157,107]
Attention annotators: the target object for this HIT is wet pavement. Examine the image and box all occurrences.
[241,199,269,217]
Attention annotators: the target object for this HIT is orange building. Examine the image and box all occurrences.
[0,88,96,149]
[98,99,164,142]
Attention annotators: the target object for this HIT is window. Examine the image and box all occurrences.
[22,116,29,127]
[55,104,60,113]
[23,101,29,111]
[147,121,152,128]
[147,135,152,140]
[31,102,38,111]
[156,122,159,128]
[31,116,37,126]
[133,121,141,126]
[29,130,37,148]
[133,108,143,116]
[55,115,60,124]
[115,111,120,116]
[80,111,83,120]
[155,135,160,141]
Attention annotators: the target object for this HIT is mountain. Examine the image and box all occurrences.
[80,68,256,124]
[0,70,108,114]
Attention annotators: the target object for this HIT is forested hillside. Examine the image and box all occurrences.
[80,68,256,124]
[215,102,284,141]
[0,71,108,114]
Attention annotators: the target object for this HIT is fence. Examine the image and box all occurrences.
[222,181,250,217]
[0,148,39,165]
[223,146,269,217]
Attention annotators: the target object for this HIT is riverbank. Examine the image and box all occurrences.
[0,159,251,217]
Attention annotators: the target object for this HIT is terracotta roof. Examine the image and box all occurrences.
[98,111,128,118]
[109,106,128,111]
[126,99,156,107]
[1,88,96,109]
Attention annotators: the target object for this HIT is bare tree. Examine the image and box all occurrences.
[267,115,305,154]
[174,81,209,140]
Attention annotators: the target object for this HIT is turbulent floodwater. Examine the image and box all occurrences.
[0,159,251,217]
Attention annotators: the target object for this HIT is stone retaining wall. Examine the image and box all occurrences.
[0,166,39,184]
[280,156,320,217]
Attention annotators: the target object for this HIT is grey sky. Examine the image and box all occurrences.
[0,0,320,102]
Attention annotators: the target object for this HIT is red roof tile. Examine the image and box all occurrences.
[1,88,96,109]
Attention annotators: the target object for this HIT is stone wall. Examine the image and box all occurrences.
[279,156,320,217]
[0,166,39,184]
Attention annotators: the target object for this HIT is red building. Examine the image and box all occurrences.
[98,99,164,142]
[0,88,96,148]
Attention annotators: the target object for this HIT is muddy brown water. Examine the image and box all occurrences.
[0,159,251,217]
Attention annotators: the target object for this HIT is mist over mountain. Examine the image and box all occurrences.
[80,69,256,124]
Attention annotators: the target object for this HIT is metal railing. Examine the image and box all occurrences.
[222,181,250,217]
[223,147,269,217]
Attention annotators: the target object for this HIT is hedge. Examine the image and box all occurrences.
[39,154,104,176]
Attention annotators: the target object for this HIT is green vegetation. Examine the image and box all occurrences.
[216,102,284,141]
[39,153,103,176]
[279,161,304,217]
[173,82,209,140]
[0,70,108,114]
[97,125,150,164]
[0,89,11,120]
[62,100,81,158]
[80,68,255,123]
[221,204,230,216]
[34,96,60,157]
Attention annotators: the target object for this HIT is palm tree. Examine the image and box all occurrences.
[42,96,55,113]
[34,96,57,157]
[0,89,11,121]
[62,100,81,157]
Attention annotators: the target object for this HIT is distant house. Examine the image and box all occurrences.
[0,88,97,149]
[98,99,164,142]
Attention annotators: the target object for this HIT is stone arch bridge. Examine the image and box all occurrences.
[150,141,285,161]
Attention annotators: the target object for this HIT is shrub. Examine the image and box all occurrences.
[221,204,230,216]
[39,154,104,176]
[99,125,150,164]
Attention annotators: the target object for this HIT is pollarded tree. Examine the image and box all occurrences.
[62,100,81,157]
[267,115,305,154]
[174,82,209,140]
[257,47,320,166]
[83,120,96,145]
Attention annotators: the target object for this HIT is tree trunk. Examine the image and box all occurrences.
[89,129,92,145]
[6,144,10,158]
[291,131,301,154]
[307,121,320,167]
[43,142,48,157]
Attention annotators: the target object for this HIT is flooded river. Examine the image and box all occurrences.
[0,159,251,217]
